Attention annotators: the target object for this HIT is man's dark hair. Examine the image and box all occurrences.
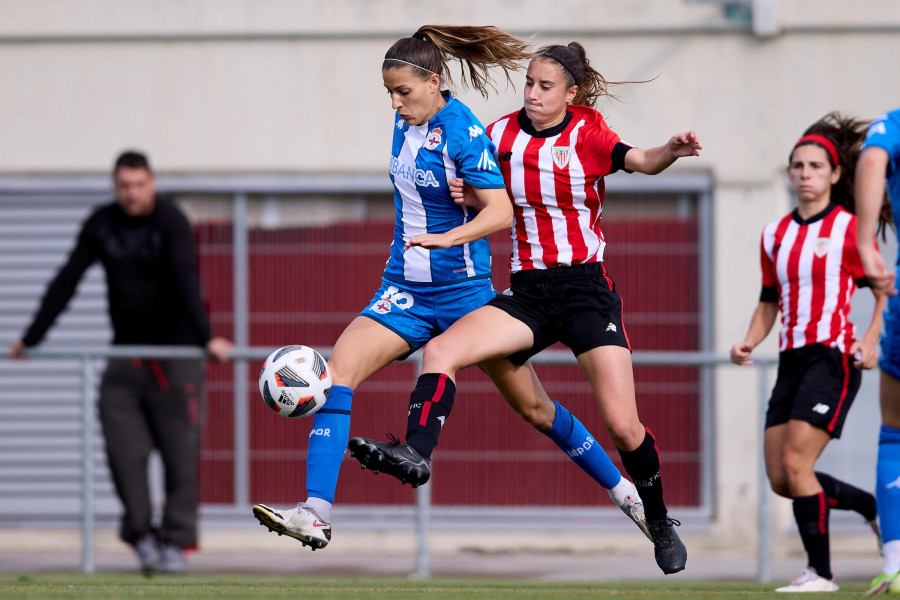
[114,150,152,175]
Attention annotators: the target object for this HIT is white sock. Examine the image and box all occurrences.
[303,497,333,523]
[607,475,638,509]
[884,540,900,575]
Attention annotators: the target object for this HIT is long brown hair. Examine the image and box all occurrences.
[534,42,644,107]
[791,111,893,236]
[383,26,533,99]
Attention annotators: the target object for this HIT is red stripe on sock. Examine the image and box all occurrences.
[419,374,448,427]
[817,491,828,534]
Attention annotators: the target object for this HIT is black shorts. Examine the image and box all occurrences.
[765,344,861,438]
[487,262,631,366]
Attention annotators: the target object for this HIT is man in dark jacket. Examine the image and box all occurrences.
[9,151,232,573]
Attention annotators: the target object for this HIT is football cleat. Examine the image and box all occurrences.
[775,567,839,592]
[251,503,331,550]
[160,544,187,574]
[607,477,652,541]
[647,516,687,575]
[348,435,431,487]
[134,533,161,574]
[865,571,900,596]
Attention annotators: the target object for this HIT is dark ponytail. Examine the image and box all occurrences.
[383,26,533,99]
[535,42,645,107]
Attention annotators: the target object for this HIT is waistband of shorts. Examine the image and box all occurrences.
[510,262,608,284]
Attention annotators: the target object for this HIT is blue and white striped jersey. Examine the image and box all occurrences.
[862,107,900,249]
[384,91,506,285]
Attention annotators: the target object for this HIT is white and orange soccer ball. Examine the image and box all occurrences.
[258,345,331,418]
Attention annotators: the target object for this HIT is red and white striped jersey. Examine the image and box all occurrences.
[486,105,628,272]
[760,204,869,353]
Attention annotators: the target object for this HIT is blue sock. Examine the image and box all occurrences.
[542,401,622,489]
[305,385,353,504]
[877,424,900,543]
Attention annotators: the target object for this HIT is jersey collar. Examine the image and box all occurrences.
[517,108,573,139]
[791,202,837,226]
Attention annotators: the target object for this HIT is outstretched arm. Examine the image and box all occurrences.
[404,187,512,251]
[850,288,887,369]
[624,131,702,175]
[730,301,778,366]
[855,147,895,294]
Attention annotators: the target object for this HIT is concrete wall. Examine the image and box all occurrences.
[3,0,900,548]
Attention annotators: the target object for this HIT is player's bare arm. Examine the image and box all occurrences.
[404,187,512,251]
[731,301,778,366]
[624,131,702,175]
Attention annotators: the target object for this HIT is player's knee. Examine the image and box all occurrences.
[519,402,554,430]
[421,336,464,372]
[767,475,790,498]
[606,420,643,450]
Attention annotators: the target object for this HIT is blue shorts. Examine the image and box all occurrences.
[360,277,496,358]
[880,293,900,381]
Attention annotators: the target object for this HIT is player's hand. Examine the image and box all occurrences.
[206,336,234,363]
[669,131,702,158]
[7,339,26,360]
[859,245,897,295]
[404,233,453,251]
[730,342,754,366]
[449,178,484,210]
[850,340,878,370]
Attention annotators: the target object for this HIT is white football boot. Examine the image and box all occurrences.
[775,567,839,592]
[608,477,652,541]
[252,503,331,550]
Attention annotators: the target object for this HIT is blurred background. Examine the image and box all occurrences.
[1,0,898,578]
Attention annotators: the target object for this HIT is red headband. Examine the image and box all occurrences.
[794,134,839,167]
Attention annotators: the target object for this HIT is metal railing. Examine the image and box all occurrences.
[10,346,779,580]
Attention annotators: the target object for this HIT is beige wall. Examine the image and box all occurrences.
[3,0,900,548]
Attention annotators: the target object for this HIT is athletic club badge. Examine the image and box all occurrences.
[424,127,443,150]
[552,146,571,169]
[814,237,830,258]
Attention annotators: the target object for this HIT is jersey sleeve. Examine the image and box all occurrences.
[582,115,623,177]
[862,110,900,176]
[843,219,876,288]
[162,202,214,345]
[759,231,778,302]
[448,115,506,190]
[21,210,100,346]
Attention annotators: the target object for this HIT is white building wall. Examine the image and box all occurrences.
[2,0,900,548]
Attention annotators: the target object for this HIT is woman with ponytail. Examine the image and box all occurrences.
[352,41,701,575]
[252,28,649,554]
[731,113,887,592]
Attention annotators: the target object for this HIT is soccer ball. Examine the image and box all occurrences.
[258,345,332,418]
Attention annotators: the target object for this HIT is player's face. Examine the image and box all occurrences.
[383,67,442,126]
[523,59,577,130]
[786,145,841,204]
[114,166,157,217]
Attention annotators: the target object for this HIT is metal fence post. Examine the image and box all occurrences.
[410,352,430,579]
[757,362,772,582]
[233,193,250,509]
[80,355,96,574]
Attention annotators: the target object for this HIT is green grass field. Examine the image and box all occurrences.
[0,574,872,600]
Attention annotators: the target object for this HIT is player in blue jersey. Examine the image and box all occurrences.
[252,26,649,551]
[856,107,900,596]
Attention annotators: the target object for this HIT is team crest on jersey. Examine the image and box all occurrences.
[814,237,831,258]
[552,146,572,169]
[424,127,443,150]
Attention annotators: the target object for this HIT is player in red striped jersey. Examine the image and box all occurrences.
[731,113,889,593]
[352,41,701,575]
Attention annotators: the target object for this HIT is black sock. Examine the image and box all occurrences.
[405,373,455,460]
[619,428,667,521]
[815,471,877,521]
[793,492,831,579]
